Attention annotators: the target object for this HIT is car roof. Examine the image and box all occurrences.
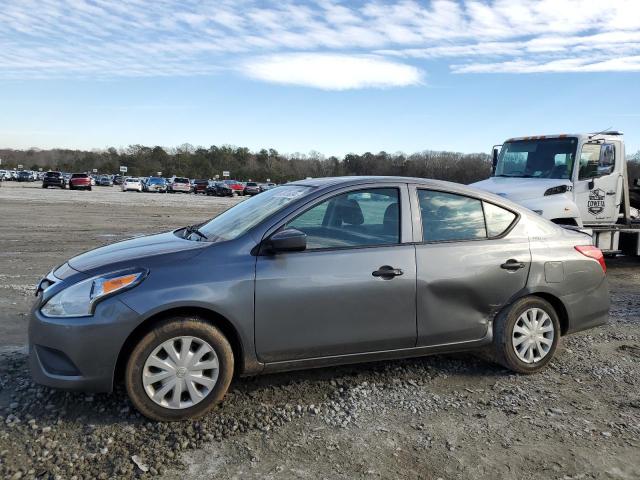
[288,176,525,211]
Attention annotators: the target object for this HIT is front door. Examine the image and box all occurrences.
[255,185,417,363]
[413,188,532,346]
[574,141,622,224]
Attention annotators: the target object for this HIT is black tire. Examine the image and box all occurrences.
[125,316,234,421]
[87,186,92,191]
[493,296,560,374]
[42,185,47,189]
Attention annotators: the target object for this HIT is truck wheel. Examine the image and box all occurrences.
[125,316,234,421]
[492,296,560,374]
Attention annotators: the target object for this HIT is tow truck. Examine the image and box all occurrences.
[472,131,640,256]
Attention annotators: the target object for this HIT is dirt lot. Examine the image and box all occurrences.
[0,181,639,480]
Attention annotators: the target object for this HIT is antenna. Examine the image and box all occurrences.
[588,127,612,139]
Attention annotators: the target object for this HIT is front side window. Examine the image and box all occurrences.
[418,190,486,242]
[579,143,615,180]
[287,188,400,250]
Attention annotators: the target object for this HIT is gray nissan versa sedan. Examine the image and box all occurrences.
[30,176,609,421]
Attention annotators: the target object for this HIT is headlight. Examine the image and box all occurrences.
[41,269,146,318]
[544,185,569,196]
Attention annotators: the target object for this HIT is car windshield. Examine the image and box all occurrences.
[194,185,312,243]
[128,178,139,182]
[46,172,60,177]
[148,177,165,184]
[494,137,577,179]
[71,174,87,178]
[174,178,189,183]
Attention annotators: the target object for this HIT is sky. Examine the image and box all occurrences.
[1,0,639,157]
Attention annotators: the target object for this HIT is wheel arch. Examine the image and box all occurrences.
[113,306,246,390]
[504,290,569,336]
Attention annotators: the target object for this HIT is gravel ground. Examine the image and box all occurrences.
[0,181,639,480]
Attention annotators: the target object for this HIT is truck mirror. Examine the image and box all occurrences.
[635,178,640,187]
[588,179,595,190]
[492,147,499,173]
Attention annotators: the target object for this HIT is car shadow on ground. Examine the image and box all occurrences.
[1,350,506,427]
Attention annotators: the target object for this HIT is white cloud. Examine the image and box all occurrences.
[0,0,639,83]
[243,53,423,90]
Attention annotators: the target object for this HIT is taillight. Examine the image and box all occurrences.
[575,245,606,274]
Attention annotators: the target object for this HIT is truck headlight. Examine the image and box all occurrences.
[41,269,147,318]
[544,185,569,196]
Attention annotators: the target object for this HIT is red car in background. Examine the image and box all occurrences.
[68,173,92,191]
[192,179,209,195]
[224,179,244,196]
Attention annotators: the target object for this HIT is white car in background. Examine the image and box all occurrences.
[122,177,143,192]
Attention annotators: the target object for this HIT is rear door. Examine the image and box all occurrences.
[254,184,417,363]
[411,187,531,346]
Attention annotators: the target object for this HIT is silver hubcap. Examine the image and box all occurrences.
[512,308,554,364]
[143,336,219,410]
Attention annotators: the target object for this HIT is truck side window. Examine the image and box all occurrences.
[579,143,615,180]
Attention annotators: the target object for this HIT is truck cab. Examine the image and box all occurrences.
[473,132,626,228]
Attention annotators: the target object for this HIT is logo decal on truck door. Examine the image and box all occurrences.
[587,188,605,215]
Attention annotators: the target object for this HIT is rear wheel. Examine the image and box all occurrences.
[492,296,560,374]
[125,316,234,421]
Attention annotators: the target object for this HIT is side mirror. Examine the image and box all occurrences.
[491,147,499,173]
[588,179,595,190]
[634,178,640,187]
[267,228,307,253]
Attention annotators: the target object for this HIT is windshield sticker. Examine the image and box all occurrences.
[273,190,305,199]
[587,188,605,215]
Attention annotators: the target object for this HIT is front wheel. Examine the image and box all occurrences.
[125,316,234,421]
[492,296,560,374]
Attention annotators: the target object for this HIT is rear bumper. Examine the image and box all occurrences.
[29,297,141,393]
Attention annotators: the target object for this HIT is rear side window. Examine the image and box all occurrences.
[418,190,486,242]
[287,188,400,250]
[484,202,517,237]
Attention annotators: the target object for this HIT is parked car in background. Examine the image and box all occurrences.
[113,175,123,185]
[42,171,65,189]
[243,181,262,196]
[259,183,277,192]
[168,177,191,193]
[192,179,209,195]
[68,173,92,190]
[17,170,33,182]
[206,181,234,197]
[223,179,244,196]
[145,177,167,193]
[30,176,609,421]
[98,175,113,187]
[122,177,143,192]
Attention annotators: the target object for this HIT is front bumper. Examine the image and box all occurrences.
[29,297,141,392]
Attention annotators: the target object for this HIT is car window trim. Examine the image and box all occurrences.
[411,186,521,245]
[258,183,411,255]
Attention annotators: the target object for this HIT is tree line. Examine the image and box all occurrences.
[0,144,493,184]
[1,144,638,186]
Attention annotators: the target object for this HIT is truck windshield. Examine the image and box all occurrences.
[494,137,577,179]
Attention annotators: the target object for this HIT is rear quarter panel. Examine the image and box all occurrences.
[525,216,609,334]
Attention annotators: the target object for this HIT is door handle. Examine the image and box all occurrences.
[372,265,403,279]
[606,190,616,196]
[500,259,525,271]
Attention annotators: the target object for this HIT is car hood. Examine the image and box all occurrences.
[67,231,208,273]
[471,177,572,201]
